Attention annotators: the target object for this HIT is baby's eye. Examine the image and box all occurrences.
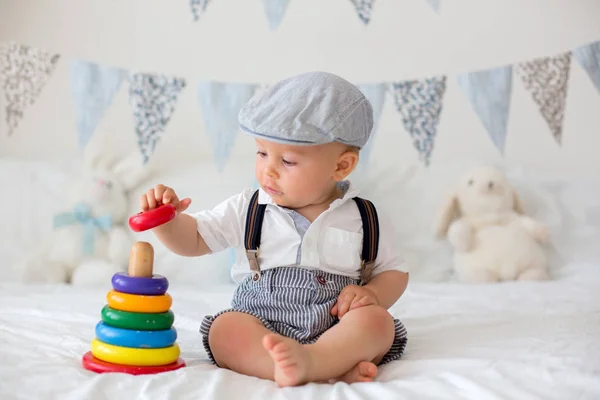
[282,159,296,166]
[256,151,267,158]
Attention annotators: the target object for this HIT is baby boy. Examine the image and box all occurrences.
[140,71,408,386]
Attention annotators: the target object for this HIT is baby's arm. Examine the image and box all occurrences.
[140,184,210,257]
[152,214,211,257]
[364,270,408,309]
[142,185,249,258]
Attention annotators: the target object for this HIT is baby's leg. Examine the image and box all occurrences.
[208,312,274,379]
[263,305,394,387]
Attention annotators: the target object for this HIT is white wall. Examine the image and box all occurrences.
[1,0,600,179]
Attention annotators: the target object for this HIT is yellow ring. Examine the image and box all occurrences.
[106,290,172,313]
[91,338,180,366]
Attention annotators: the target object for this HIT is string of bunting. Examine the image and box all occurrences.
[0,39,599,168]
[190,0,441,29]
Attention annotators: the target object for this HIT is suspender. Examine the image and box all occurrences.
[351,197,380,285]
[244,189,380,285]
[244,190,267,281]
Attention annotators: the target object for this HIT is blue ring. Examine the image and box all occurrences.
[95,322,177,349]
[111,272,169,295]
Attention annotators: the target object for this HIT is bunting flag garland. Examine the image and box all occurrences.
[4,35,600,170]
[516,52,571,144]
[262,0,291,31]
[573,40,600,93]
[391,77,447,166]
[69,60,127,148]
[0,42,60,135]
[457,65,513,153]
[197,81,258,171]
[350,0,375,25]
[128,73,186,164]
[357,83,386,167]
[424,0,441,13]
[190,0,211,21]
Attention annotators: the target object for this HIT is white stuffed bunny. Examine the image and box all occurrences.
[434,165,550,283]
[17,142,148,285]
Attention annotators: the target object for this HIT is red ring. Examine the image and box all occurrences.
[129,204,177,232]
[81,351,186,375]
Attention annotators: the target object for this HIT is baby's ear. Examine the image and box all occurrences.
[334,148,359,180]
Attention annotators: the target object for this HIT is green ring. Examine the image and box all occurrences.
[101,305,174,331]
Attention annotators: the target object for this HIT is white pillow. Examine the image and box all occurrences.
[128,157,600,285]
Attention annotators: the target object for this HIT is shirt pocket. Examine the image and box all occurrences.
[320,227,363,271]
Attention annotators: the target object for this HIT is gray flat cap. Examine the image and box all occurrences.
[238,71,373,148]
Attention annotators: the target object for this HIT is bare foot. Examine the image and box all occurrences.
[263,333,313,387]
[332,361,378,384]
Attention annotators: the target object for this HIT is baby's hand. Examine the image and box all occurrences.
[331,285,379,319]
[140,184,192,214]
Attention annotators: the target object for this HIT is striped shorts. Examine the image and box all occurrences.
[200,267,407,366]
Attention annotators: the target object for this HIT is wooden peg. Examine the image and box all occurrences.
[128,241,154,277]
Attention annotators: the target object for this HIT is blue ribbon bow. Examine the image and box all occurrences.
[53,202,113,255]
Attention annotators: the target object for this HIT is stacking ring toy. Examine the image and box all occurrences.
[107,290,172,313]
[91,338,180,366]
[95,322,177,349]
[101,305,174,331]
[82,351,185,375]
[129,204,177,232]
[111,272,169,295]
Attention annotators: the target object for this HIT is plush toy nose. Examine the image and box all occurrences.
[488,181,494,190]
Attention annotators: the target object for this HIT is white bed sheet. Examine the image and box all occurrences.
[1,264,600,400]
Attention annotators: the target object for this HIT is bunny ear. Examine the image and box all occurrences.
[112,152,149,192]
[513,190,526,214]
[434,191,460,238]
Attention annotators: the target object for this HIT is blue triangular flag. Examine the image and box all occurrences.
[357,83,386,168]
[424,0,441,12]
[350,0,374,25]
[262,0,291,30]
[197,82,258,171]
[128,73,186,164]
[391,77,447,166]
[573,40,600,94]
[69,60,126,148]
[457,65,512,154]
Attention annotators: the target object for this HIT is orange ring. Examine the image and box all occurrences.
[106,290,172,313]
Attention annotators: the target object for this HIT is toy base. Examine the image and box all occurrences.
[82,351,186,375]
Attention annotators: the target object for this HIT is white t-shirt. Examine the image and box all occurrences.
[189,181,405,283]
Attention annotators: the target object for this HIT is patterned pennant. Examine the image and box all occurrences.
[391,76,447,166]
[424,0,441,12]
[350,0,374,24]
[128,73,186,164]
[0,42,60,135]
[197,81,258,171]
[573,40,600,93]
[190,0,211,21]
[516,52,571,144]
[457,65,513,153]
[69,60,126,148]
[357,83,387,168]
[262,0,291,30]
